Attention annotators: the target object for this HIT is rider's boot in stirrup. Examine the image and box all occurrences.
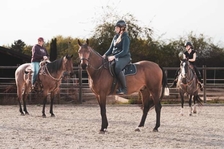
[116,71,127,95]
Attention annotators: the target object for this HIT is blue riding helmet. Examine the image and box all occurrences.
[115,20,126,28]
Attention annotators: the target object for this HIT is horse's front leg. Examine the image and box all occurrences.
[49,92,55,117]
[180,92,185,116]
[97,94,108,134]
[189,95,193,116]
[42,94,48,118]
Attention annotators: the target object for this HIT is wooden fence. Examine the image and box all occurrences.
[0,65,224,104]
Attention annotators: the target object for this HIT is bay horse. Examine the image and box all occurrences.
[15,55,73,117]
[78,39,168,133]
[177,59,202,116]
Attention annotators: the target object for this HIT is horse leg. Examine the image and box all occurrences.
[49,92,55,117]
[17,97,24,115]
[153,99,162,132]
[189,95,193,116]
[42,95,48,118]
[22,92,29,115]
[135,89,154,132]
[180,92,184,116]
[17,86,24,115]
[193,95,197,114]
[97,94,108,134]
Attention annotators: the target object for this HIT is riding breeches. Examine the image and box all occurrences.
[31,62,40,85]
[114,56,130,75]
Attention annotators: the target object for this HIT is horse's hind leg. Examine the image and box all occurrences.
[22,93,29,115]
[135,88,154,132]
[153,96,162,132]
[17,86,25,115]
[49,92,55,117]
[17,97,24,115]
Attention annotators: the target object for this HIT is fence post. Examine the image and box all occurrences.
[203,65,206,103]
[78,65,82,103]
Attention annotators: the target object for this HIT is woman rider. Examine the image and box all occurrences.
[103,20,131,95]
[170,41,203,90]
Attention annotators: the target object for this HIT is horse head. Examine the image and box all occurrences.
[63,54,74,77]
[78,39,90,69]
[180,59,189,78]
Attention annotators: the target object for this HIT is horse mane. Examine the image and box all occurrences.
[47,57,63,73]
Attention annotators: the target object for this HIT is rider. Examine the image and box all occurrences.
[31,37,49,89]
[102,20,131,95]
[170,41,203,90]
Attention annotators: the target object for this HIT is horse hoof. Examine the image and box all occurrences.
[21,113,25,116]
[99,129,107,134]
[135,127,141,132]
[25,112,29,115]
[193,111,197,114]
[153,128,158,132]
[189,113,192,116]
[51,114,55,117]
[42,115,46,118]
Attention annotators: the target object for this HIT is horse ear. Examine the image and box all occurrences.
[78,40,82,46]
[86,39,89,45]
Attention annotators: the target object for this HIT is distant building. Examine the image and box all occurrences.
[0,46,31,79]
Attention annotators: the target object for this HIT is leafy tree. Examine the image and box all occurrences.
[49,38,57,61]
[11,39,26,52]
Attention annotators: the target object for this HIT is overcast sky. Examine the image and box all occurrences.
[1,0,224,46]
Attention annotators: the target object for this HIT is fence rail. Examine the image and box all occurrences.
[0,65,224,104]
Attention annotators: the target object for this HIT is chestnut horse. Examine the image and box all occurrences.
[78,39,168,133]
[177,59,202,116]
[15,55,73,117]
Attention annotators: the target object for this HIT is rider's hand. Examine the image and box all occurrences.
[43,56,48,60]
[108,55,115,62]
[102,55,106,59]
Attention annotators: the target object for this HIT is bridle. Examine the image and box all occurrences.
[80,48,108,71]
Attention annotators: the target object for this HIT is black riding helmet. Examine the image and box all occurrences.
[184,41,193,49]
[115,20,126,28]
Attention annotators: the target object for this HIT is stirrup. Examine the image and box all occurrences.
[116,88,127,95]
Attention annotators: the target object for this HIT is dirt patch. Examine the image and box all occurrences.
[0,104,223,149]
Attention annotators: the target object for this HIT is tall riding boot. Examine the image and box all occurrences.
[197,75,203,91]
[116,71,127,95]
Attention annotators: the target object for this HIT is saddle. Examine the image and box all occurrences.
[108,60,137,94]
[30,60,50,92]
[109,60,137,77]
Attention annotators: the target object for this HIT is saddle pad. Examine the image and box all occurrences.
[124,64,137,76]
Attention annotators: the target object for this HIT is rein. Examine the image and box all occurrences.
[80,49,108,71]
[43,64,62,82]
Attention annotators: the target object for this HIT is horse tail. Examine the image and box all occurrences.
[194,95,203,106]
[159,66,168,99]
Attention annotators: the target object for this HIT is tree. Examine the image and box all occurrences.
[49,38,57,61]
[11,39,26,53]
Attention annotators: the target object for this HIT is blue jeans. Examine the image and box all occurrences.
[31,62,40,85]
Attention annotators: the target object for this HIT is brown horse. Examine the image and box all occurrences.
[177,59,202,116]
[78,39,168,133]
[15,55,73,117]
